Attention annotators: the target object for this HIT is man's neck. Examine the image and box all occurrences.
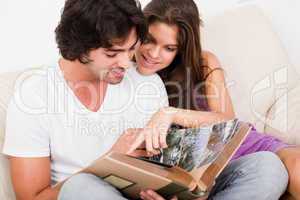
[58,58,108,112]
[58,58,100,83]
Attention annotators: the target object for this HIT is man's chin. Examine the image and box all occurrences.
[107,78,123,85]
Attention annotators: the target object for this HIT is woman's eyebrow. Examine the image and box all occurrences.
[148,33,178,46]
[165,44,178,47]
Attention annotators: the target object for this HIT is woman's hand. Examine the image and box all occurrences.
[130,107,177,155]
[109,128,148,157]
[140,189,178,200]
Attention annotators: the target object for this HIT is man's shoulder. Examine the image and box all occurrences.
[12,66,57,107]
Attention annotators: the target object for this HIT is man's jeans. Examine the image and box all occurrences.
[58,152,288,200]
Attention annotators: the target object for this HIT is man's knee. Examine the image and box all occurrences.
[230,152,288,199]
[253,152,288,180]
[58,173,126,200]
[60,173,99,192]
[252,152,288,197]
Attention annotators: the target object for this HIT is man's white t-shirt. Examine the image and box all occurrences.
[2,63,168,184]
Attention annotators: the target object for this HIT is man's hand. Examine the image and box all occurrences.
[140,190,178,200]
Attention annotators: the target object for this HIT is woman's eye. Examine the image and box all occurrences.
[166,47,177,52]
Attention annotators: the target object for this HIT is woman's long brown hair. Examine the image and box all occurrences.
[143,0,210,111]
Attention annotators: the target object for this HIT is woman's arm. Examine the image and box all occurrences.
[202,51,235,118]
[134,51,236,153]
[165,106,234,128]
[168,50,235,127]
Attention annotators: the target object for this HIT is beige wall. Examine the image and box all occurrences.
[0,0,299,74]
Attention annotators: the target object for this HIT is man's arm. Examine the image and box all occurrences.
[9,156,60,200]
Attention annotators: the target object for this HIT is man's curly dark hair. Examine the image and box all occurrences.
[55,0,147,64]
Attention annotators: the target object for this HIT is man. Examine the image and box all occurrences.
[2,0,167,199]
[2,0,289,200]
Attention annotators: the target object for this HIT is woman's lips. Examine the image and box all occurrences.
[141,54,159,68]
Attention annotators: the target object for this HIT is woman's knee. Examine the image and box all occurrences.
[283,154,300,191]
[281,151,300,178]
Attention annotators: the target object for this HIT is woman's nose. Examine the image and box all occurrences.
[148,46,160,59]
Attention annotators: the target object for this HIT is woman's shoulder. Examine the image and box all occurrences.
[201,50,225,80]
[201,50,222,69]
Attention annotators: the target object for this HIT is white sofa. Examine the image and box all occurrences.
[0,5,299,200]
[202,5,300,145]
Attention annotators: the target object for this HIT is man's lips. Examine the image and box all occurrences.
[111,68,125,78]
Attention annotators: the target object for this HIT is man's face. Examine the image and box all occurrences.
[85,28,140,84]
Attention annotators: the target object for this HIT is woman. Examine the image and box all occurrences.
[133,0,300,199]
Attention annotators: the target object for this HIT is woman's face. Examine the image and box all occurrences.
[135,21,179,75]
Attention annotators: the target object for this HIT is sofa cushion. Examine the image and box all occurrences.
[0,67,45,200]
[264,84,300,145]
[0,68,43,147]
[201,5,300,131]
[0,71,20,200]
[0,71,20,148]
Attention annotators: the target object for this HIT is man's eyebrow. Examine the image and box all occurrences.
[106,38,139,52]
[147,33,156,43]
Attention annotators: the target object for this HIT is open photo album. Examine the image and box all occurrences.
[57,119,251,200]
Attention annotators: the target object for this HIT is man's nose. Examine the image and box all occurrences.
[117,52,133,69]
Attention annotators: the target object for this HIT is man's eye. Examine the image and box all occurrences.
[106,54,117,58]
[143,37,151,44]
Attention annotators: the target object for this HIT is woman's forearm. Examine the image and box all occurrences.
[165,107,235,128]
